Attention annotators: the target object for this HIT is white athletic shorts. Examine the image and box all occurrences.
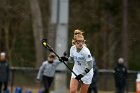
[71,68,93,84]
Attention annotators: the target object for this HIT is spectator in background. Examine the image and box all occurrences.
[36,52,61,93]
[88,60,98,93]
[114,58,128,93]
[0,52,10,93]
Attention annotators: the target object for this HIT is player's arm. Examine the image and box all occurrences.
[75,60,93,81]
[81,51,93,76]
[54,59,61,65]
[68,57,74,63]
[36,62,45,80]
[75,51,93,81]
[67,46,75,63]
[60,46,74,63]
[81,60,93,76]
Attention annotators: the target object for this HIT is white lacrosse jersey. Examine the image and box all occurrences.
[70,45,93,84]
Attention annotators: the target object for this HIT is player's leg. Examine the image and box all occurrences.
[42,76,49,93]
[0,82,2,93]
[87,87,92,93]
[93,86,98,93]
[120,87,125,93]
[116,87,119,93]
[47,77,54,89]
[3,81,8,91]
[79,83,90,93]
[87,84,93,93]
[70,78,79,93]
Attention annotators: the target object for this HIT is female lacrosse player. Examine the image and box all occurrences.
[61,30,93,93]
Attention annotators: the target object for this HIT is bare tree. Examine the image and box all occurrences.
[122,0,128,67]
[29,0,44,67]
[4,20,10,57]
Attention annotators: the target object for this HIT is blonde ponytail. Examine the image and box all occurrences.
[74,30,84,35]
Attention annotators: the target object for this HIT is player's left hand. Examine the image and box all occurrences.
[75,74,83,81]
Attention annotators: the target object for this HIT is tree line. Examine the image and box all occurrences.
[0,0,140,70]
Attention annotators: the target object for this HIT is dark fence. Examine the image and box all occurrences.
[9,67,138,93]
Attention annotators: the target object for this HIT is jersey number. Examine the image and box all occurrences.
[77,61,81,65]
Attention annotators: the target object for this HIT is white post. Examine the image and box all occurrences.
[54,0,69,93]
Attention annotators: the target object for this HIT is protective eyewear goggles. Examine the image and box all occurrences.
[76,40,85,44]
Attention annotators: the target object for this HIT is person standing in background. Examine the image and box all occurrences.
[88,60,98,93]
[0,52,10,93]
[114,58,128,93]
[37,52,61,93]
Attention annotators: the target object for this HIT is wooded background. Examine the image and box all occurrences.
[0,0,140,70]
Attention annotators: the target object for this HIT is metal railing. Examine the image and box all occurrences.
[9,67,138,93]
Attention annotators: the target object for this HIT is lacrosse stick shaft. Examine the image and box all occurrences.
[42,39,78,77]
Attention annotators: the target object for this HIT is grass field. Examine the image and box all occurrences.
[10,86,135,93]
[24,88,135,93]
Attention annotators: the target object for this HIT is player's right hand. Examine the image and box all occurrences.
[59,56,68,61]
